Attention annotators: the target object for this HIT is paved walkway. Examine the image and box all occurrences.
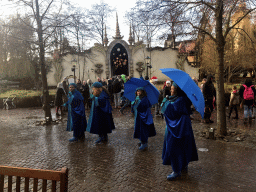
[0,107,256,191]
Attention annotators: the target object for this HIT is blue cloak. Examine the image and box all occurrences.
[162,96,198,173]
[65,89,87,138]
[86,90,115,135]
[132,96,156,143]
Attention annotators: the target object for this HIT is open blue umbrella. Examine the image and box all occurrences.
[160,68,205,118]
[123,77,160,106]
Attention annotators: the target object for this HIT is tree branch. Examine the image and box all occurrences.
[224,8,256,38]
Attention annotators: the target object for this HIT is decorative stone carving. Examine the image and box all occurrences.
[95,68,103,74]
[136,62,145,77]
[95,64,103,68]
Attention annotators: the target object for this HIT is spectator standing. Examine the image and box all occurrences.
[200,78,207,92]
[76,79,82,92]
[102,78,107,88]
[228,86,239,119]
[239,78,256,124]
[107,78,114,102]
[150,77,160,116]
[202,75,216,123]
[163,81,172,98]
[63,77,69,95]
[119,77,131,114]
[54,82,65,116]
[112,76,122,108]
[62,77,69,112]
[81,80,90,109]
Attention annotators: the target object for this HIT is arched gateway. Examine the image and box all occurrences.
[110,43,128,76]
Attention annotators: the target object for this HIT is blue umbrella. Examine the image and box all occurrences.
[123,77,160,106]
[160,68,205,118]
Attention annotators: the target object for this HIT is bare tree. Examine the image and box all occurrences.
[11,0,69,122]
[130,0,256,136]
[87,1,115,45]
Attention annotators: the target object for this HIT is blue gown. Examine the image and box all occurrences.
[162,96,198,173]
[132,96,156,143]
[86,90,115,135]
[65,90,87,139]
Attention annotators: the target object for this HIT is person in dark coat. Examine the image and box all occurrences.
[62,77,69,112]
[54,82,66,116]
[163,80,172,98]
[86,82,115,144]
[239,78,256,124]
[161,82,198,181]
[202,75,216,123]
[81,80,90,109]
[76,79,82,92]
[107,78,113,102]
[55,82,65,112]
[112,77,122,108]
[63,83,87,142]
[131,87,156,150]
[102,78,107,88]
[62,77,69,95]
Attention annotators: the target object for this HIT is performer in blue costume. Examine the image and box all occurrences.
[161,82,198,180]
[131,87,156,150]
[86,82,115,144]
[63,83,87,142]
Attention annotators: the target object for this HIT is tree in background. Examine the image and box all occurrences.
[0,15,35,80]
[11,0,70,122]
[87,1,115,45]
[128,0,256,136]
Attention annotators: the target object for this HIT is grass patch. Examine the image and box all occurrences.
[0,89,56,99]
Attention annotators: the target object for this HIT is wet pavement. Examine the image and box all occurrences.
[0,107,256,191]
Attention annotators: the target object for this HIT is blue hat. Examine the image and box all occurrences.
[69,83,77,88]
[92,82,103,88]
[136,87,145,91]
[172,82,178,88]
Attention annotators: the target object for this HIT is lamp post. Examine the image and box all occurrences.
[71,59,77,83]
[145,56,152,79]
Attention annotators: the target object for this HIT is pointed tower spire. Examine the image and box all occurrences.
[103,24,108,46]
[128,23,134,45]
[113,12,123,39]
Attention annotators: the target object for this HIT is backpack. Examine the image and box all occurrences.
[243,85,254,100]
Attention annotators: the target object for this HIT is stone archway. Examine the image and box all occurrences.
[110,43,128,76]
[107,40,132,77]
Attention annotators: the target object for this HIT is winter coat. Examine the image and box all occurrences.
[229,90,240,106]
[55,88,65,107]
[112,79,122,93]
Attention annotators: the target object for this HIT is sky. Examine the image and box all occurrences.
[0,0,138,44]
[72,0,138,44]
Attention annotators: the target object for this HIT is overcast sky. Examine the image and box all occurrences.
[72,0,138,43]
[0,0,140,46]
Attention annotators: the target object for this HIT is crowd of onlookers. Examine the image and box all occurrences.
[54,74,256,125]
[54,75,132,116]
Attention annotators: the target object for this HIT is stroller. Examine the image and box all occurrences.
[3,94,16,110]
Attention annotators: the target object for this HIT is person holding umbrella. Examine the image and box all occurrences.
[161,82,198,180]
[131,87,156,150]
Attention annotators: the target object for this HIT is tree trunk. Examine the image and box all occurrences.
[215,0,227,136]
[35,0,52,122]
